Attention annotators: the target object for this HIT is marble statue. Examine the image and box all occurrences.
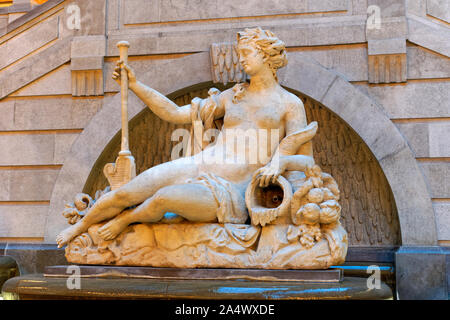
[57,27,348,269]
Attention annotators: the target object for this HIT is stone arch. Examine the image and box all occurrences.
[44,51,437,246]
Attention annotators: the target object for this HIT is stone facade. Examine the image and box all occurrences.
[0,0,449,298]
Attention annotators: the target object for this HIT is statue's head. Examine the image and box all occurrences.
[237,27,287,81]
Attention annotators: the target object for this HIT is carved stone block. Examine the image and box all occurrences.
[210,42,246,85]
[71,69,104,96]
[70,36,106,96]
[368,53,407,83]
[368,38,407,83]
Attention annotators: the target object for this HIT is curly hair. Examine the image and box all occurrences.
[237,27,288,82]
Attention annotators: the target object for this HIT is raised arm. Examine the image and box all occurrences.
[113,61,191,124]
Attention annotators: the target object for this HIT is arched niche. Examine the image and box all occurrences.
[83,82,401,246]
[44,51,436,246]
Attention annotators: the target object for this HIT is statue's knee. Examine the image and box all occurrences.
[113,189,132,206]
[151,189,170,209]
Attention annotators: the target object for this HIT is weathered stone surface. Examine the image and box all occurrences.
[122,0,348,25]
[395,122,430,157]
[71,70,104,96]
[0,132,79,166]
[407,45,450,79]
[407,14,450,57]
[0,100,14,130]
[71,35,106,58]
[0,15,58,70]
[0,38,71,99]
[379,147,437,245]
[350,0,367,15]
[106,15,367,56]
[321,76,407,161]
[70,36,106,97]
[368,38,406,55]
[103,55,197,93]
[106,0,119,31]
[7,169,59,201]
[396,246,448,299]
[5,0,64,34]
[280,52,338,103]
[406,0,426,16]
[0,204,48,237]
[54,133,79,164]
[10,64,72,97]
[289,45,368,81]
[368,53,407,83]
[7,12,26,24]
[434,201,450,240]
[69,0,106,37]
[0,15,7,31]
[123,0,159,25]
[0,134,55,166]
[368,0,405,18]
[420,162,450,198]
[0,171,9,201]
[7,97,102,130]
[354,81,450,119]
[71,56,104,71]
[395,121,450,158]
[429,122,450,157]
[366,17,407,40]
[426,0,450,23]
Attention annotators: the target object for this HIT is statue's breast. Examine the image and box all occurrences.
[224,100,283,129]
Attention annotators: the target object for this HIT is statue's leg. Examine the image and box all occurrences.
[98,183,218,240]
[56,156,200,247]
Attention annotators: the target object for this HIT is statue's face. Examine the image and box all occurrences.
[237,42,266,76]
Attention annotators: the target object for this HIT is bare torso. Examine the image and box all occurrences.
[192,85,303,190]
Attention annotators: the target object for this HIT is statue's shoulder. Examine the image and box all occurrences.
[275,87,305,115]
[279,87,304,106]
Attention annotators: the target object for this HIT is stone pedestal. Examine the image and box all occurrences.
[44,265,343,282]
[2,271,393,300]
[395,246,449,300]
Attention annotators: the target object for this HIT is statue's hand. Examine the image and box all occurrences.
[112,60,137,87]
[252,158,288,188]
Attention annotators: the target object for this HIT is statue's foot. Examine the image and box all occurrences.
[98,219,128,241]
[56,225,80,248]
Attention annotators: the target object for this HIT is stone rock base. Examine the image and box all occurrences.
[65,222,348,269]
[1,274,393,300]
